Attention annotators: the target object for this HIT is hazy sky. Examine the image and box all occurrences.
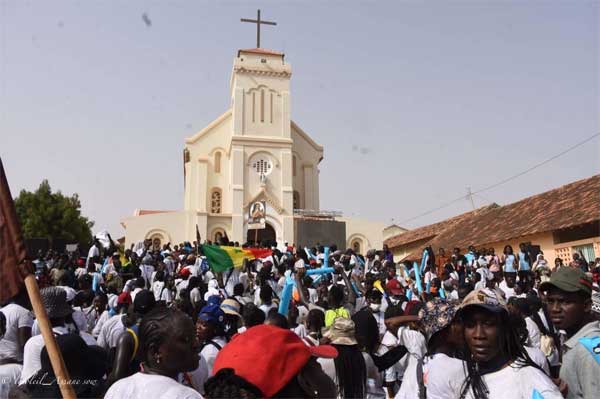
[1,0,598,237]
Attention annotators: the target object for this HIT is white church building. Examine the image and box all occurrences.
[121,47,387,252]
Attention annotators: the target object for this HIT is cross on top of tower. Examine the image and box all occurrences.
[240,9,277,49]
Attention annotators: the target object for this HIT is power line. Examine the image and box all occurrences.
[473,192,493,204]
[398,132,600,225]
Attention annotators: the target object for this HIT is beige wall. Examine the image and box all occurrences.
[391,238,431,262]
[484,232,600,267]
[339,217,386,254]
[122,211,198,248]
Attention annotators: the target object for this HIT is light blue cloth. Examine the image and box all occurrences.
[519,252,531,271]
[504,254,517,273]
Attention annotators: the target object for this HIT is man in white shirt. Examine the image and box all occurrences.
[499,272,517,299]
[86,239,101,268]
[97,292,131,350]
[0,291,33,363]
[20,287,96,384]
[139,254,155,286]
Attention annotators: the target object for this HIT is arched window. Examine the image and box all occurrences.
[293,190,301,210]
[214,151,221,173]
[211,188,222,214]
[352,240,361,254]
[293,155,297,177]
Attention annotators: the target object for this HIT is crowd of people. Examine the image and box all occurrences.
[0,236,599,399]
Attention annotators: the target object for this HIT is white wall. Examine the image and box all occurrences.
[339,217,386,253]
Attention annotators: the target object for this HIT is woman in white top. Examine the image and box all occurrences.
[397,298,464,399]
[317,318,367,398]
[456,288,562,399]
[105,307,202,399]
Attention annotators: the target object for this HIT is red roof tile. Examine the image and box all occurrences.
[238,48,284,56]
[137,209,175,216]
[387,174,600,257]
[384,205,499,248]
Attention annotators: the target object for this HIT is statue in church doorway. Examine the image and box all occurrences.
[259,173,267,185]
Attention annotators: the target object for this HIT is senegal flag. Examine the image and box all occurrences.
[202,245,272,273]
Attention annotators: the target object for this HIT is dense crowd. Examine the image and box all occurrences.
[0,236,599,399]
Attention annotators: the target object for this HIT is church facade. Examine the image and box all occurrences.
[121,48,385,252]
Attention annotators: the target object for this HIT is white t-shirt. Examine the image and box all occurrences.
[74,267,87,279]
[0,363,22,399]
[259,303,277,316]
[449,290,459,301]
[105,372,203,399]
[379,331,401,384]
[364,352,386,399]
[71,308,89,332]
[462,363,562,399]
[91,310,110,338]
[97,314,126,349]
[371,310,386,339]
[20,326,69,384]
[525,317,541,349]
[290,324,307,338]
[190,288,202,305]
[499,280,516,299]
[131,288,143,302]
[175,279,189,300]
[239,271,252,291]
[308,287,319,304]
[525,346,550,375]
[223,268,241,296]
[153,281,171,302]
[0,303,33,362]
[123,278,136,293]
[200,336,227,377]
[421,353,465,399]
[140,265,155,286]
[179,355,209,395]
[395,326,426,388]
[87,245,100,265]
[202,270,215,285]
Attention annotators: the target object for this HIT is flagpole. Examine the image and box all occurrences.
[24,274,77,398]
[0,158,76,398]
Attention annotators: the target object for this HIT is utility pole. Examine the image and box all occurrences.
[466,187,476,210]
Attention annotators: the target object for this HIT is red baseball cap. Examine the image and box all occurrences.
[179,268,191,278]
[117,292,132,305]
[386,279,403,296]
[213,325,337,398]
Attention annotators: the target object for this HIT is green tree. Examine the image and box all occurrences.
[14,180,94,244]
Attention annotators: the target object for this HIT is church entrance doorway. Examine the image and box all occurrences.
[247,223,276,247]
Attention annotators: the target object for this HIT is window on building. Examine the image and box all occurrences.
[293,190,301,210]
[573,244,596,263]
[211,189,222,214]
[214,151,221,173]
[293,155,297,177]
[260,89,265,123]
[252,158,273,176]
